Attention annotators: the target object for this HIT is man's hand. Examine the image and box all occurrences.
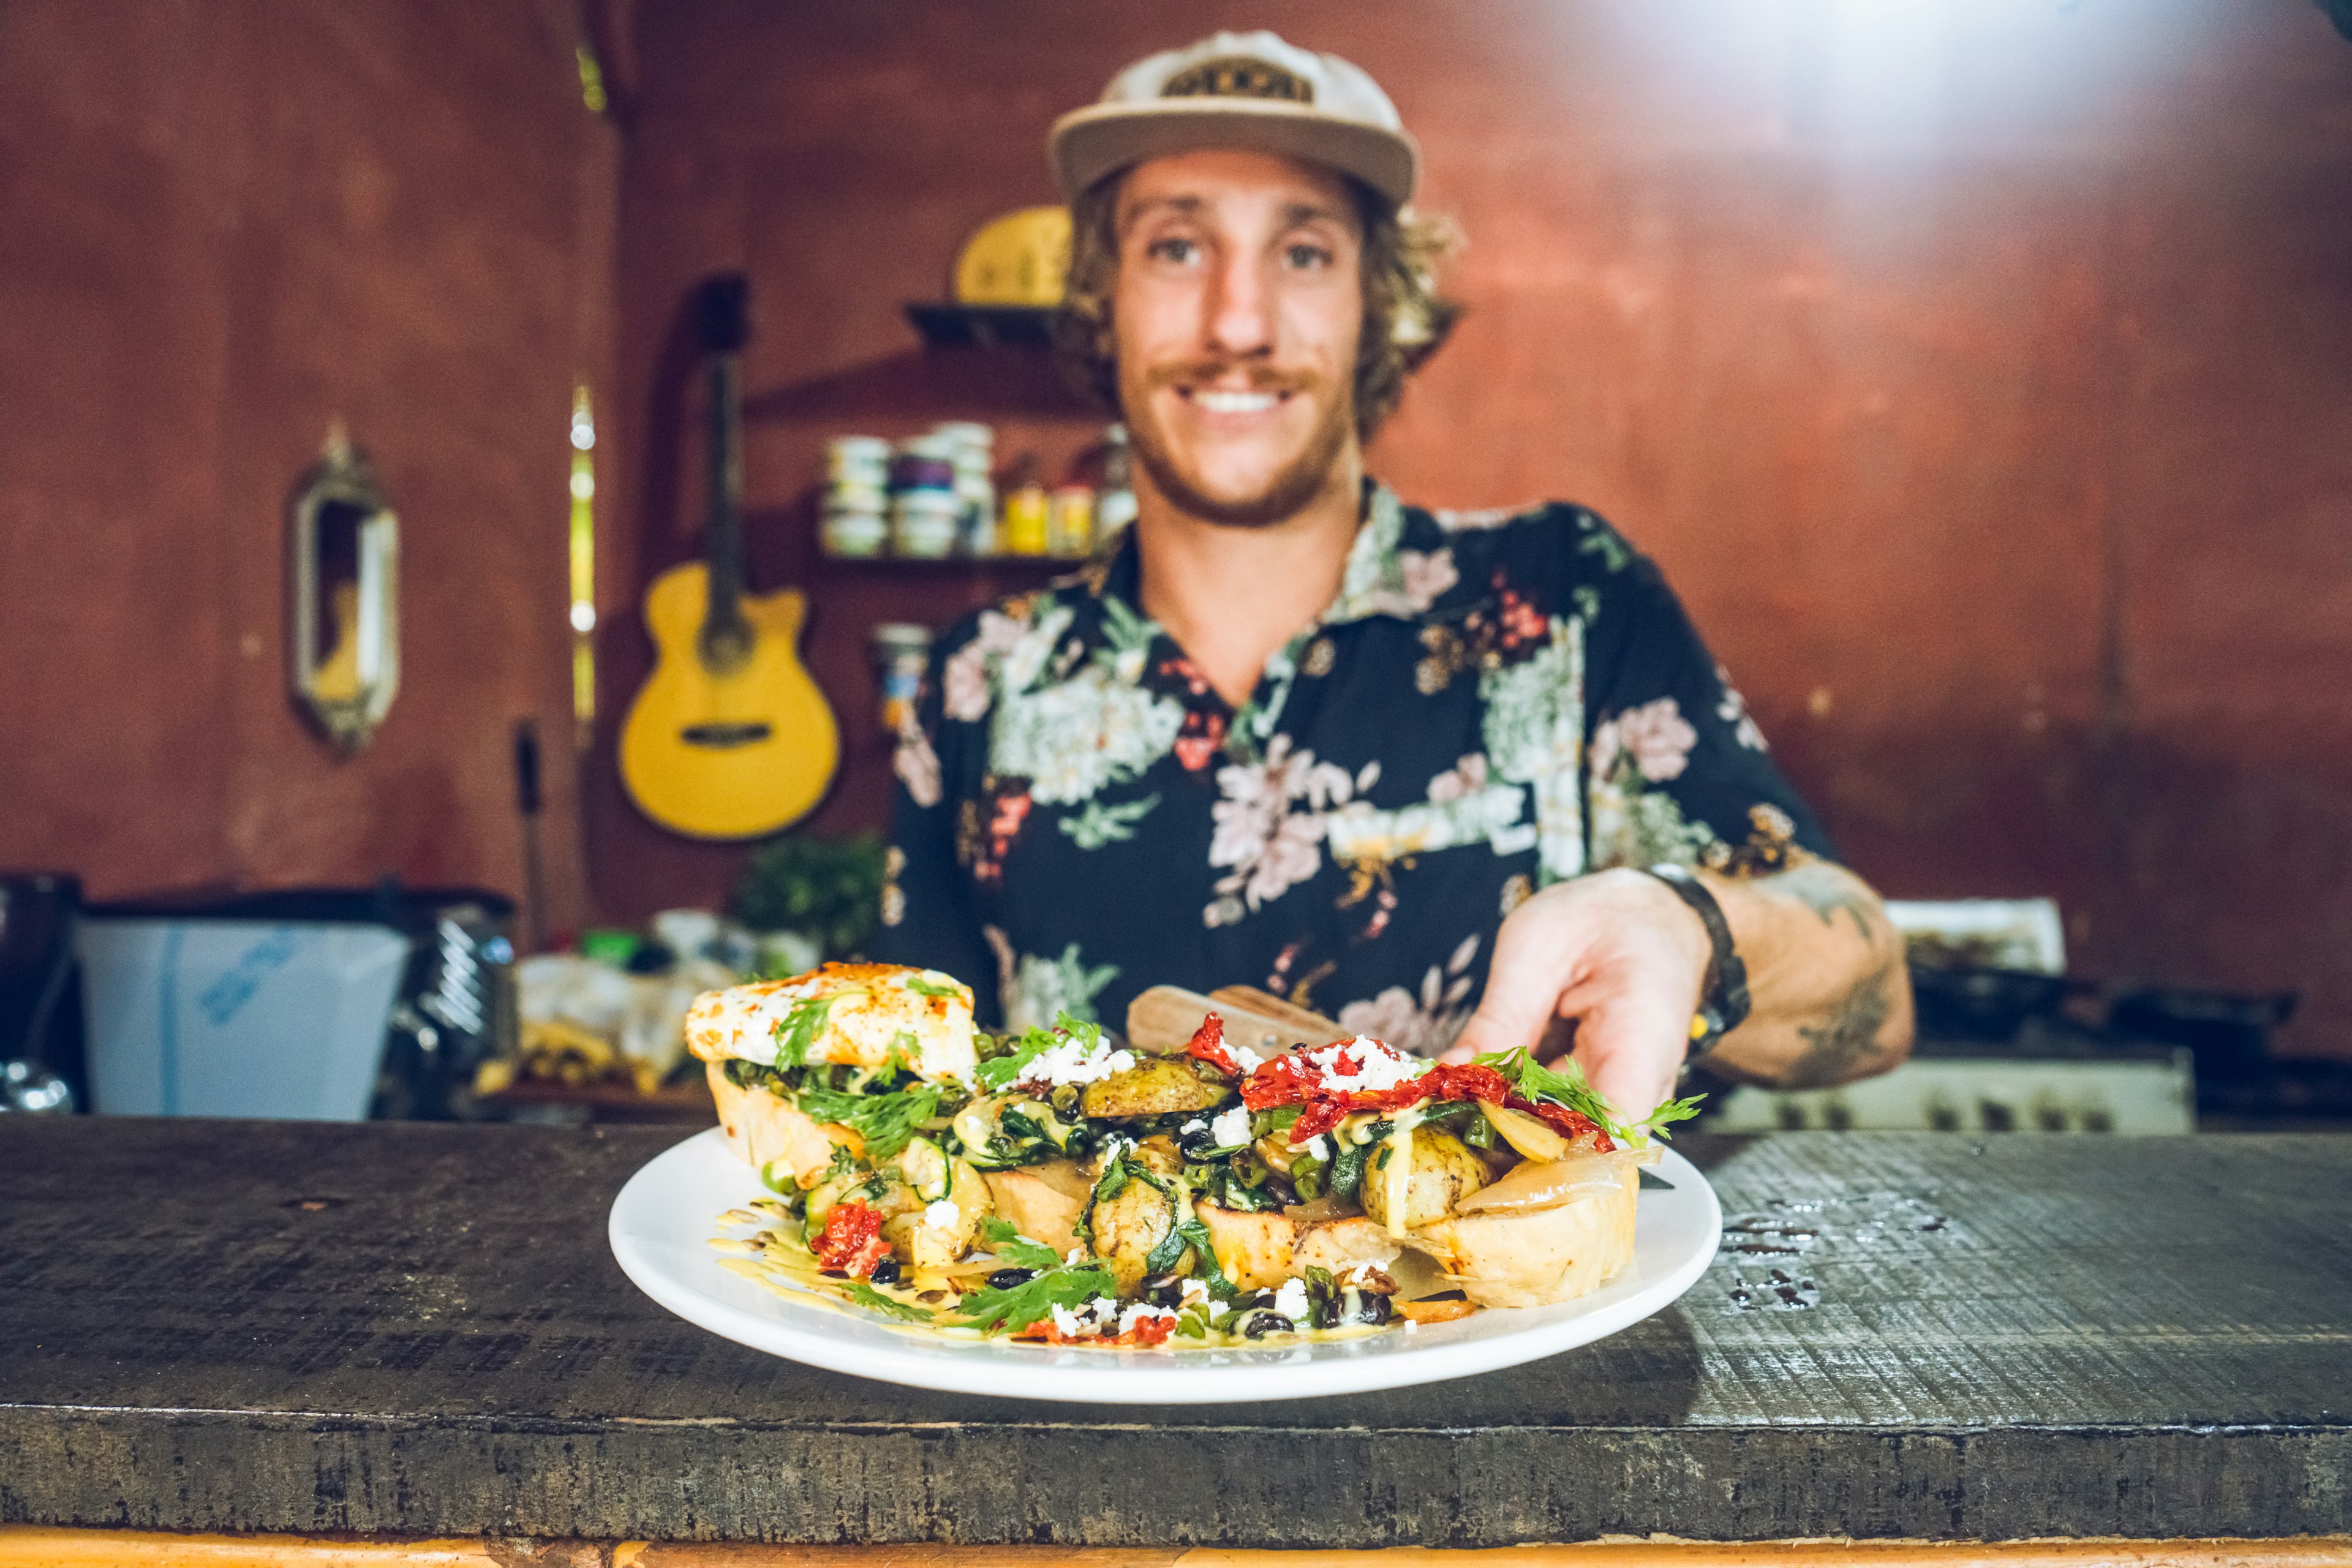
[1444,858,1917,1120]
[1442,869,1711,1119]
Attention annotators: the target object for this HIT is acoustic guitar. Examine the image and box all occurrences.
[620,275,840,840]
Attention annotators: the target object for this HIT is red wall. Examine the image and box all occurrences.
[599,1,2352,1058]
[0,1,612,930]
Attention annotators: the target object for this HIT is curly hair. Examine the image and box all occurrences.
[1051,172,1461,443]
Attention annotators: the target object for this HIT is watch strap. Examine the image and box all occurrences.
[1645,863,1751,1054]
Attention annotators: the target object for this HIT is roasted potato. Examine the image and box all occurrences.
[1361,1128,1489,1232]
[1079,1057,1231,1120]
[1088,1172,1187,1295]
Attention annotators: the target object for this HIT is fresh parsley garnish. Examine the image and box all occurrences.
[842,1279,933,1322]
[905,976,964,1000]
[1470,1046,1704,1144]
[952,1254,1116,1335]
[973,1011,1102,1093]
[795,1079,943,1163]
[978,1215,1063,1272]
[771,995,835,1070]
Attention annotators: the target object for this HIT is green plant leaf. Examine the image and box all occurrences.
[979,1216,1063,1272]
[952,1258,1117,1335]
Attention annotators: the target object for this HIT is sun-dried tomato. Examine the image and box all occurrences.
[1119,1314,1176,1347]
[1421,1063,1514,1106]
[1183,1012,1243,1078]
[1240,1044,1615,1152]
[813,1201,891,1278]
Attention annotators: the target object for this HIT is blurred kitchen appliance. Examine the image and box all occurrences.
[1706,896,2198,1134]
[77,886,514,1121]
[0,872,81,1114]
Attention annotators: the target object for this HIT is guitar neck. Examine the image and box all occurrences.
[703,350,745,636]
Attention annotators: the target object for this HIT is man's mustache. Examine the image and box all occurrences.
[1140,361,1321,396]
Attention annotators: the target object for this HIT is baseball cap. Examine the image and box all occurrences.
[1049,31,1418,209]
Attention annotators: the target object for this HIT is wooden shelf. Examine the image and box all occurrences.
[903,302,1056,349]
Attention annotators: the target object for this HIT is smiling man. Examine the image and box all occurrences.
[875,31,1913,1117]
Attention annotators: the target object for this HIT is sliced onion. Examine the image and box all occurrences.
[1283,1194,1357,1224]
[1451,1149,1635,1215]
[1476,1099,1574,1163]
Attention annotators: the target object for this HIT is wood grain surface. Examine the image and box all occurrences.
[0,1121,2345,1546]
[1,1526,2348,1566]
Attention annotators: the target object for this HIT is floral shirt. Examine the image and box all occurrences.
[873,482,1831,1054]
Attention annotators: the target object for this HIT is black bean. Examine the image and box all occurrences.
[1262,1173,1300,1208]
[1355,1293,1393,1325]
[1140,1273,1185,1308]
[987,1268,1037,1290]
[1240,1310,1295,1340]
[867,1258,902,1286]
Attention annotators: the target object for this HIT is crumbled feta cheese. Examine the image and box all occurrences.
[1178,1278,1212,1306]
[1295,1133,1333,1161]
[1050,1302,1088,1338]
[1117,1302,1177,1335]
[1230,1040,1265,1069]
[922,1199,960,1231]
[1303,1036,1429,1093]
[1066,1246,1087,1265]
[1208,1106,1253,1147]
[1179,1118,1208,1135]
[1207,1300,1230,1322]
[1272,1276,1311,1322]
[1016,1036,1136,1089]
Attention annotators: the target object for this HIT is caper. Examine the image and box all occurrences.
[986,1267,1037,1291]
[867,1258,902,1286]
[1049,1084,1081,1117]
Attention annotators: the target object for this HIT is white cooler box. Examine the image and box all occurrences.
[77,917,411,1120]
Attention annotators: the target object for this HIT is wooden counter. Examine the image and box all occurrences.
[0,1121,2346,1551]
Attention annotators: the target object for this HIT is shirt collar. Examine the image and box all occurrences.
[1088,478,1420,629]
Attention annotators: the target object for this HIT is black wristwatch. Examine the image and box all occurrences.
[1645,863,1751,1056]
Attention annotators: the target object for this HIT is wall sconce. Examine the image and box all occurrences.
[287,424,401,753]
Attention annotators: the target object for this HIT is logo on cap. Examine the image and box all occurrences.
[1161,56,1314,104]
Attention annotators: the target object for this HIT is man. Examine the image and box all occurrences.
[876,31,1912,1118]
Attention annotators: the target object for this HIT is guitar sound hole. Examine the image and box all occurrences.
[680,722,773,749]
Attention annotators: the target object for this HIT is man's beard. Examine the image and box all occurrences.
[1123,362,1354,529]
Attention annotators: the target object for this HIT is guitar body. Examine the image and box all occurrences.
[619,561,840,840]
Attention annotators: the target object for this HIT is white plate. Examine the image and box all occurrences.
[609,1126,1721,1404]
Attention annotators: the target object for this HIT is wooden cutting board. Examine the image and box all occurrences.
[1125,984,1343,1057]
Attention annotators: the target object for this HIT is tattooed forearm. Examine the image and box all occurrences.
[1783,968,1897,1088]
[1773,861,1882,945]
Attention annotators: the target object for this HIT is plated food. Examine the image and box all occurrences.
[688,962,1698,1347]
